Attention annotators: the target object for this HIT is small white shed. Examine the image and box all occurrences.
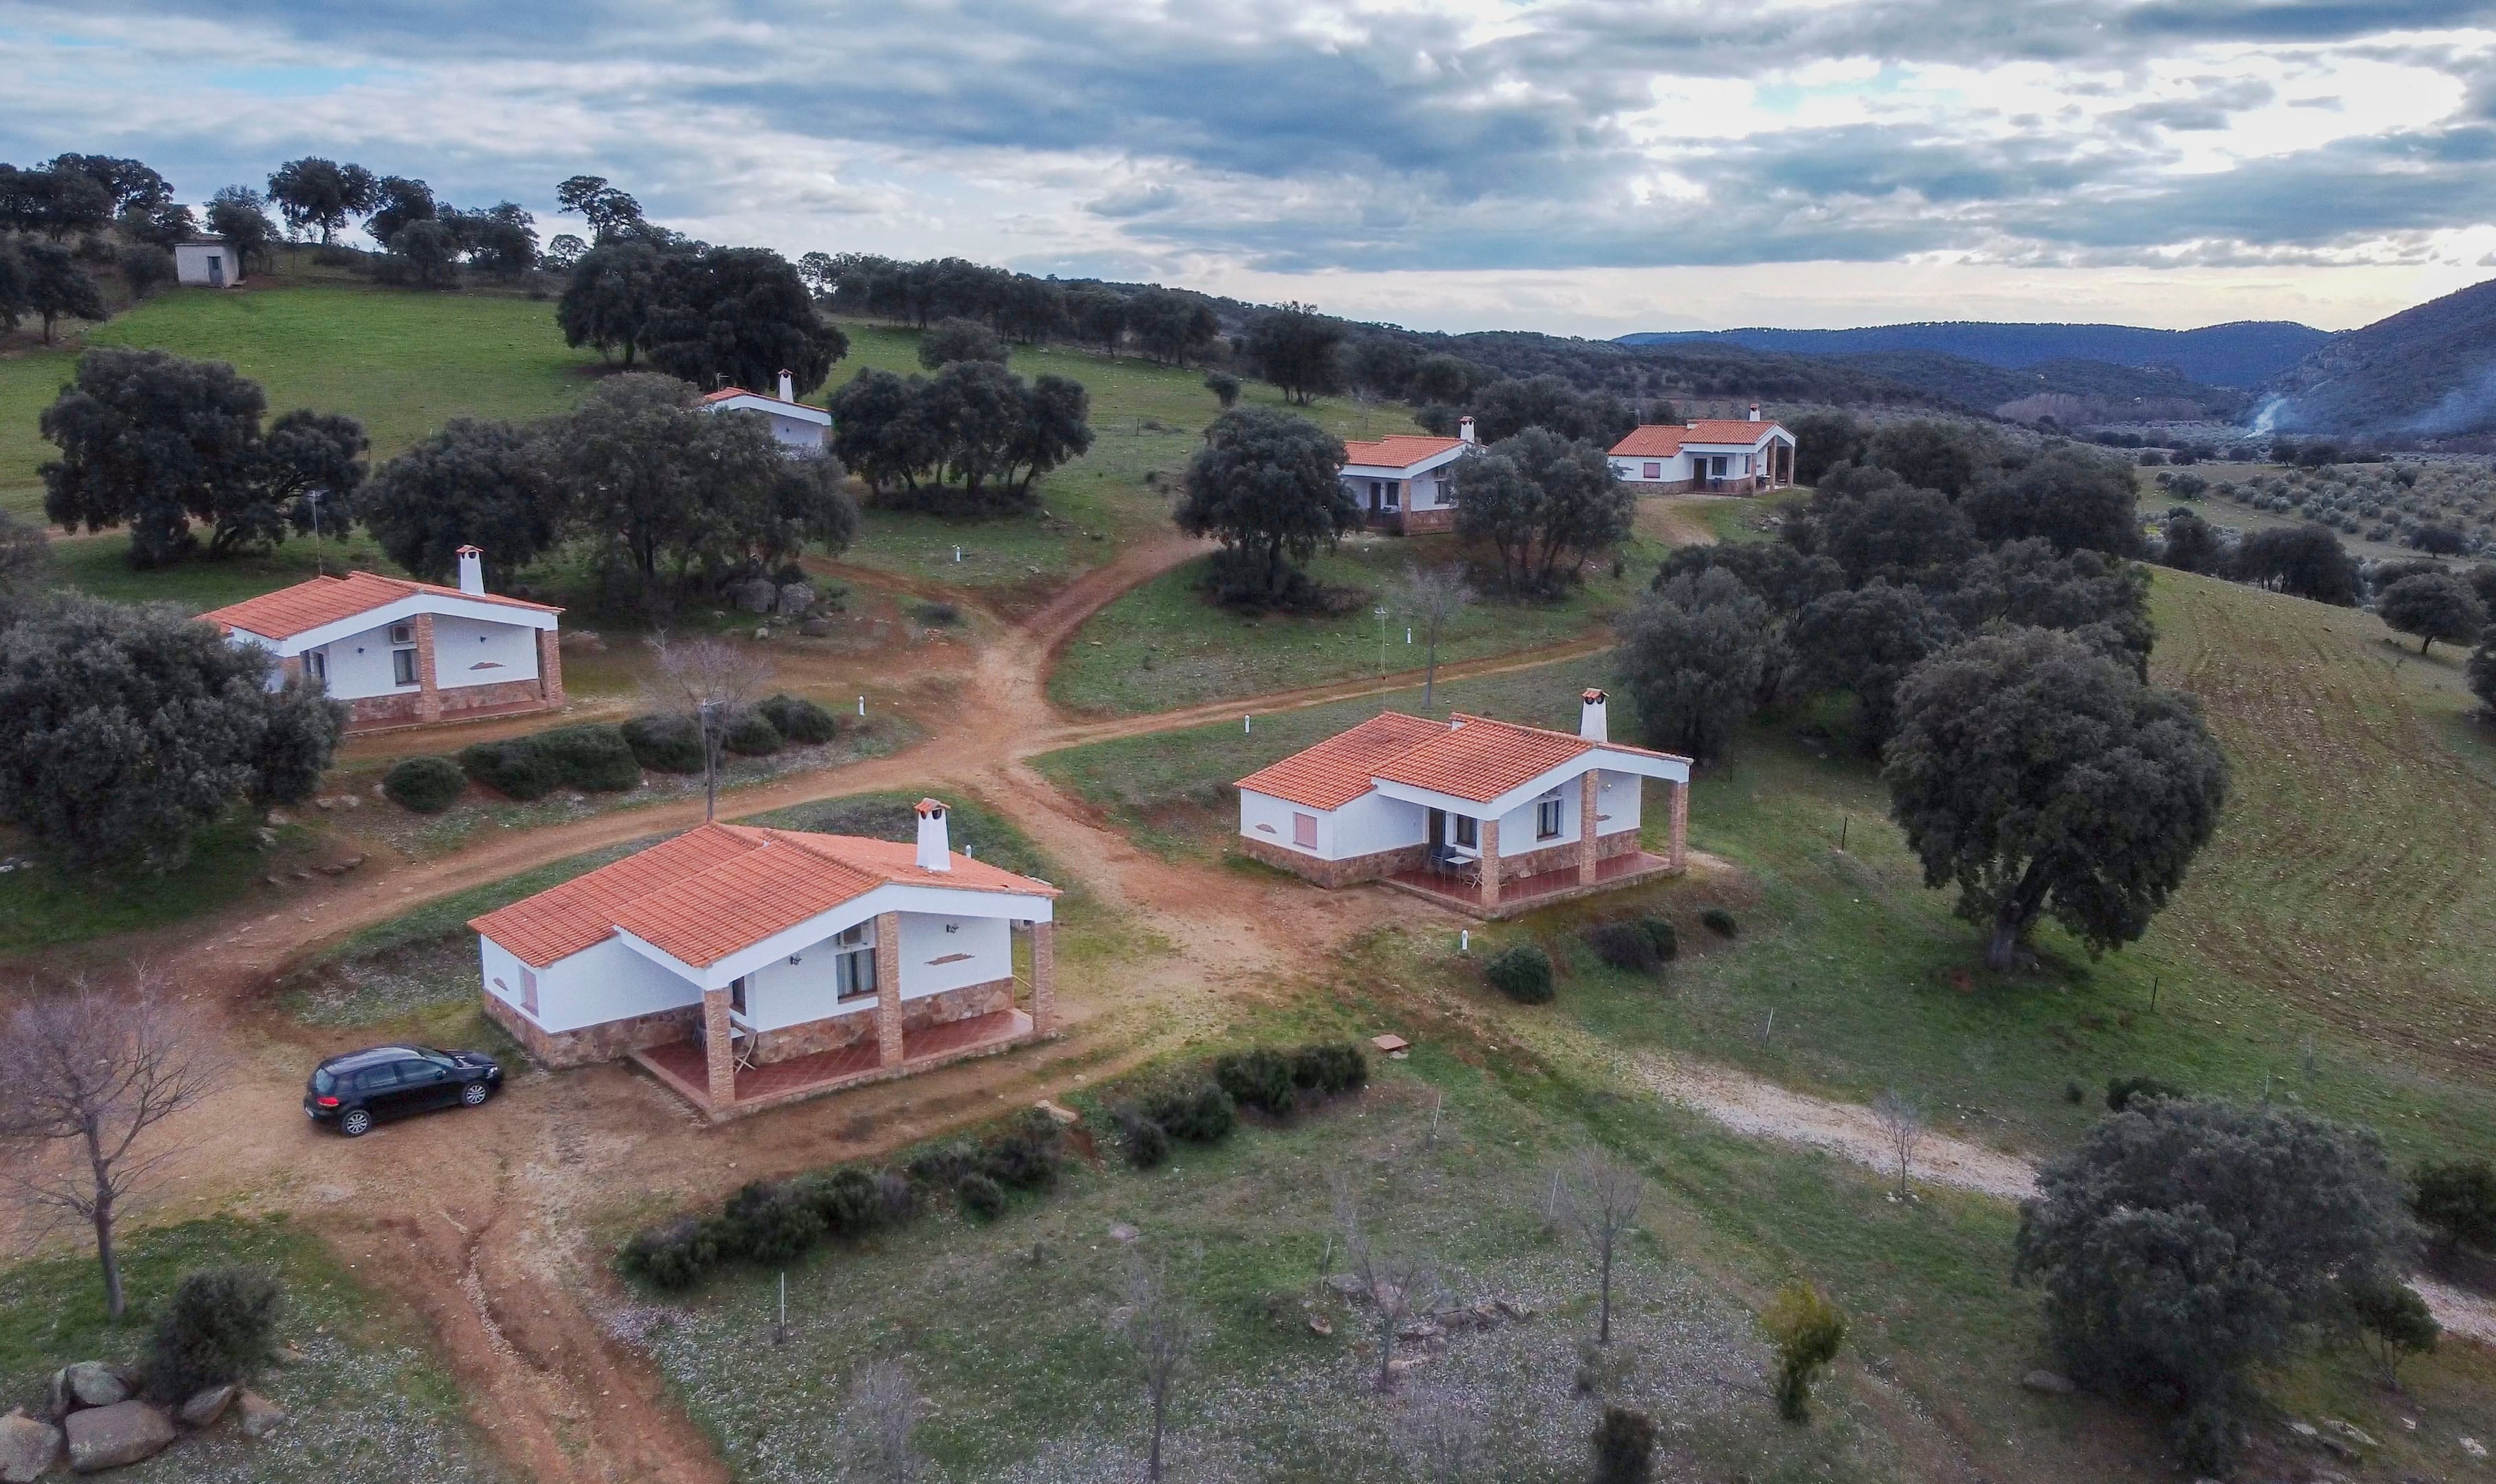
[175,239,243,289]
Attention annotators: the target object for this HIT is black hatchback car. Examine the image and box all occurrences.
[305,1045,502,1137]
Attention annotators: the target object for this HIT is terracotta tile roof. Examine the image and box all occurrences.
[199,571,559,641]
[1680,418,1788,445]
[1235,712,1449,810]
[1609,420,1788,458]
[1372,714,1597,803]
[1341,434,1465,471]
[1610,426,1687,458]
[701,386,827,417]
[470,822,1057,970]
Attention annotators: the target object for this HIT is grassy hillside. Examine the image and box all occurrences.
[1,281,606,518]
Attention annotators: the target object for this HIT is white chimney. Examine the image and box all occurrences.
[1748,402,1762,423]
[1579,688,1608,743]
[455,545,484,596]
[915,798,952,872]
[778,368,795,401]
[1458,416,1476,445]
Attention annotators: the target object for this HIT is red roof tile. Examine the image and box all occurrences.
[1236,712,1448,810]
[1608,420,1788,458]
[1681,418,1788,445]
[199,571,559,641]
[1342,434,1465,471]
[470,822,1057,969]
[1610,426,1687,458]
[1372,715,1595,802]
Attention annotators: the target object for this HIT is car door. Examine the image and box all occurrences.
[394,1057,456,1112]
[353,1061,405,1120]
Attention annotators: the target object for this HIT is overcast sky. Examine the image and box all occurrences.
[8,0,2496,335]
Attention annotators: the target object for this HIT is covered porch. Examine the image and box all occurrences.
[1385,848,1678,919]
[635,1007,1037,1118]
[1374,762,1689,921]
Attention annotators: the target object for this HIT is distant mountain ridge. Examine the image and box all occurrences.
[2260,277,2496,440]
[1617,320,2330,388]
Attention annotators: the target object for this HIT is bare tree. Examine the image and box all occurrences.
[1395,1386,1487,1482]
[1398,563,1476,712]
[1871,1088,1924,1201]
[840,1358,925,1483]
[1112,1255,1201,1481]
[642,632,776,821]
[0,971,216,1318]
[1562,1151,1645,1346]
[1334,1172,1444,1391]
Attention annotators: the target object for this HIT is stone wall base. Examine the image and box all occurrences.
[747,979,1015,1064]
[484,994,699,1070]
[1399,507,1457,534]
[1492,829,1641,883]
[346,677,559,734]
[1237,833,1428,888]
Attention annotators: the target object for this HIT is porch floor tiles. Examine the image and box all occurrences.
[632,1009,1035,1118]
[1382,849,1678,919]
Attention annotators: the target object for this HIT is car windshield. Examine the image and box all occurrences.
[418,1048,458,1067]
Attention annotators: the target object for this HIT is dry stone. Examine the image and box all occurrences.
[800,617,833,638]
[0,1410,62,1483]
[61,1363,128,1410]
[177,1384,236,1429]
[732,578,777,614]
[64,1401,174,1472]
[775,583,816,617]
[236,1390,286,1440]
[2021,1369,2076,1395]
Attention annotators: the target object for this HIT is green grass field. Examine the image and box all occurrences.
[0,815,331,960]
[1048,535,1655,716]
[0,1216,503,1484]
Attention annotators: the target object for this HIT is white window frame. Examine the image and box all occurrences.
[833,921,879,1001]
[1537,796,1564,840]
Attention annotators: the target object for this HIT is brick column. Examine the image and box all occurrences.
[1478,816,1500,910]
[413,614,442,723]
[1578,772,1600,885]
[1668,780,1689,871]
[701,986,735,1110]
[873,911,904,1067]
[537,627,565,705]
[1028,920,1055,1034]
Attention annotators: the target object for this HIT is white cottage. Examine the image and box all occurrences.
[1235,690,1691,917]
[1340,418,1476,533]
[175,238,243,288]
[469,801,1058,1116]
[199,548,562,732]
[699,371,833,455]
[1609,409,1795,493]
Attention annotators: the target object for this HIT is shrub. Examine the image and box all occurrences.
[1288,1042,1367,1096]
[2411,1158,2496,1252]
[723,708,785,756]
[2104,1075,2185,1112]
[457,737,559,800]
[914,600,963,627]
[618,1216,719,1290]
[875,1169,919,1225]
[981,1110,1065,1191]
[1761,1281,1848,1424]
[1639,917,1678,961]
[1485,944,1555,1004]
[1143,1080,1235,1143]
[794,1167,887,1239]
[907,1140,980,1190]
[1202,370,1241,407]
[2341,1271,2440,1386]
[533,723,642,792]
[956,1171,1008,1221]
[146,1266,282,1404]
[1590,1406,1658,1484]
[1215,1048,1298,1116]
[383,754,466,813]
[621,712,706,773]
[757,692,838,745]
[717,1180,827,1264]
[1700,908,1739,938]
[1584,920,1663,974]
[1113,1103,1173,1169]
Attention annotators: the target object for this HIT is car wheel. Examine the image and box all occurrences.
[339,1107,374,1138]
[460,1080,491,1108]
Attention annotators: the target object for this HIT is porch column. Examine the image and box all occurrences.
[701,986,736,1110]
[1028,920,1055,1034]
[873,910,904,1067]
[1667,780,1689,871]
[1579,772,1600,885]
[537,627,565,704]
[413,614,442,723]
[1478,815,1501,909]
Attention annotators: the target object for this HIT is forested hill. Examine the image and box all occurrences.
[1618,320,2330,387]
[2262,276,2496,440]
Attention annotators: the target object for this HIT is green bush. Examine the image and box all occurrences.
[1762,1281,1847,1424]
[717,1180,826,1264]
[1590,1406,1658,1484]
[1485,944,1555,1004]
[533,723,642,792]
[981,1110,1065,1191]
[145,1266,282,1404]
[383,754,466,813]
[1639,917,1678,960]
[723,708,785,756]
[1215,1048,1297,1117]
[2105,1075,2185,1112]
[1143,1080,1235,1143]
[618,1216,719,1290]
[956,1171,1008,1220]
[1113,1104,1172,1169]
[907,1140,980,1190]
[1584,920,1663,974]
[1288,1042,1367,1096]
[757,692,838,745]
[621,712,706,773]
[2411,1158,2496,1252]
[457,736,559,800]
[795,1167,887,1239]
[1700,908,1739,938]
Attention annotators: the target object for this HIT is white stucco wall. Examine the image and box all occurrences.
[1240,789,1322,856]
[1612,453,1691,484]
[899,914,1012,999]
[432,615,540,690]
[740,944,871,1033]
[483,934,698,1033]
[315,620,420,701]
[175,242,238,285]
[765,413,827,451]
[1596,769,1643,837]
[1331,791,1428,858]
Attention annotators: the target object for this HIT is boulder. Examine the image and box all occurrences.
[0,1410,62,1483]
[1323,1273,1367,1298]
[2021,1369,2076,1395]
[1106,1223,1139,1245]
[798,617,834,638]
[64,1402,174,1473]
[62,1362,129,1410]
[774,583,816,618]
[235,1391,286,1440]
[731,578,778,615]
[177,1384,236,1429]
